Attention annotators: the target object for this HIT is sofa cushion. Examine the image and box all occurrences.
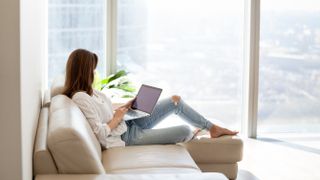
[180,135,243,163]
[33,107,58,175]
[48,95,104,174]
[50,75,65,98]
[102,144,201,174]
[35,173,228,180]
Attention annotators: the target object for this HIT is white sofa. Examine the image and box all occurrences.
[33,84,243,180]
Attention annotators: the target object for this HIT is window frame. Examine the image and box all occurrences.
[106,0,117,75]
[242,0,260,138]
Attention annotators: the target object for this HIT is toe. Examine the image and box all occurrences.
[223,128,238,135]
[229,130,238,135]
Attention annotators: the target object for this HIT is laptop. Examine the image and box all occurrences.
[123,84,162,121]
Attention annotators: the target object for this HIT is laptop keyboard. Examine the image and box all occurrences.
[126,110,140,117]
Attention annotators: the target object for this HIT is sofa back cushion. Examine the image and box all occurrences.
[50,75,65,98]
[48,95,105,174]
[33,107,58,175]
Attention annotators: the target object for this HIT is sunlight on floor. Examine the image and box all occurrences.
[237,137,320,180]
[259,133,320,151]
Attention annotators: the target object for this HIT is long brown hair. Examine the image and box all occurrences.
[63,49,98,98]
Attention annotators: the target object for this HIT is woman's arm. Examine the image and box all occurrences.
[72,93,113,146]
[107,107,128,130]
[108,98,134,129]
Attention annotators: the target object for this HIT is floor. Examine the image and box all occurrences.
[259,133,320,153]
[236,137,320,180]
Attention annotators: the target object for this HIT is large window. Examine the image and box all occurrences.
[258,0,320,133]
[46,0,320,141]
[48,0,106,85]
[117,0,245,129]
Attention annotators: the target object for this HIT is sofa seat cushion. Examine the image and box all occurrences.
[180,135,243,164]
[102,144,201,174]
[35,173,228,180]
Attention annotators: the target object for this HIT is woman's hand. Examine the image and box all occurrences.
[121,97,136,109]
[114,107,128,120]
[108,107,128,130]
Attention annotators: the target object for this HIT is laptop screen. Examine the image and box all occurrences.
[131,84,162,114]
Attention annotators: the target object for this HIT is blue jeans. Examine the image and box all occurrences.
[121,97,214,146]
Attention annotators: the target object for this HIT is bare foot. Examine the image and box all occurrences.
[209,125,238,138]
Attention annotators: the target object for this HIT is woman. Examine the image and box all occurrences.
[63,49,238,149]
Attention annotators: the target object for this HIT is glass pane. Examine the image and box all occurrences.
[259,0,320,133]
[48,0,106,85]
[117,0,245,130]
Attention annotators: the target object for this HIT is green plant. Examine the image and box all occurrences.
[93,70,136,98]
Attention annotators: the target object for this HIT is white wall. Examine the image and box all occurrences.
[0,0,45,179]
[20,0,46,179]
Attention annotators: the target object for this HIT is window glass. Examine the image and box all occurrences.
[259,0,320,133]
[48,0,106,85]
[118,0,245,129]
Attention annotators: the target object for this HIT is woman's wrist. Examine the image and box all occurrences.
[107,120,117,130]
[107,117,121,130]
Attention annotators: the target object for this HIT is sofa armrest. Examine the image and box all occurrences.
[179,135,243,164]
[43,89,51,107]
[33,107,58,175]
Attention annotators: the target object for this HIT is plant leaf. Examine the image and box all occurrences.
[108,70,127,83]
[93,71,102,90]
[116,84,136,92]
[100,78,110,86]
[121,94,135,98]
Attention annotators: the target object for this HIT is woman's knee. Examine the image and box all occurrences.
[178,125,193,141]
[171,95,181,106]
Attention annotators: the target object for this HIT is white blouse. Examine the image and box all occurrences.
[72,89,127,149]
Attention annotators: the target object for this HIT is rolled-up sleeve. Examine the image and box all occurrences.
[72,93,111,147]
[110,120,127,135]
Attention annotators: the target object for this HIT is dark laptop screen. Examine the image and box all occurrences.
[132,85,162,114]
